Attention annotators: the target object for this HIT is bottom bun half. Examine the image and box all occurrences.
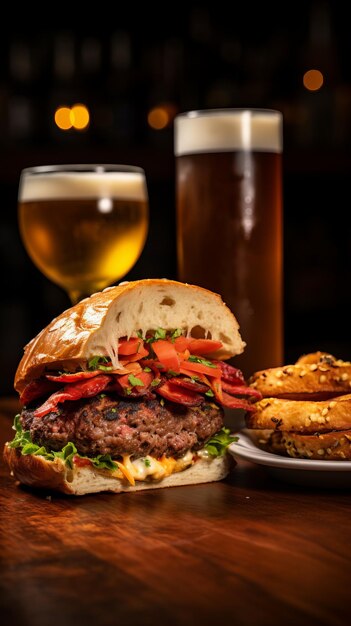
[3,445,233,495]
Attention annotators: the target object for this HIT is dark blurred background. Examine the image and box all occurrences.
[1,2,350,394]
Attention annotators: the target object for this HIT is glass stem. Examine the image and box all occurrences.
[68,289,91,305]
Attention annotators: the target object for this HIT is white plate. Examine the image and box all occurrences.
[228,429,351,488]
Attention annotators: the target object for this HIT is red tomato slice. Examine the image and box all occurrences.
[180,361,221,378]
[118,337,143,356]
[153,340,180,373]
[188,339,223,355]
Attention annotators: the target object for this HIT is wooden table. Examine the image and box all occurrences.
[1,397,350,626]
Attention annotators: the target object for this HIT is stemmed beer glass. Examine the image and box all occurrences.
[18,164,149,304]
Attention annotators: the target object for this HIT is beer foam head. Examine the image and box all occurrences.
[19,168,147,202]
[174,109,282,156]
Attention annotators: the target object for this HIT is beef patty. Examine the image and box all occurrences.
[21,395,223,459]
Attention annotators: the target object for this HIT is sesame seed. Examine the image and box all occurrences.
[335,359,346,366]
[275,370,283,378]
[309,364,318,371]
[341,373,349,381]
[317,449,325,455]
[318,366,329,372]
[319,375,327,383]
[327,448,332,454]
[299,370,306,377]
[321,408,328,416]
[326,416,330,422]
[276,380,283,386]
[329,401,336,408]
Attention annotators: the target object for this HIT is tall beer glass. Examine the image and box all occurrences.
[18,164,149,304]
[175,109,283,378]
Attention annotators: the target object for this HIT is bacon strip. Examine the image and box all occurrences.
[28,339,262,418]
[221,380,262,400]
[20,379,59,406]
[168,376,208,393]
[213,361,246,385]
[219,392,256,412]
[34,375,111,418]
[46,371,101,383]
[156,381,203,407]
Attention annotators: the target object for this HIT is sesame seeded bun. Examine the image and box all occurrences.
[246,352,351,461]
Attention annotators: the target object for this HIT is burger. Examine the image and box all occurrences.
[4,279,261,495]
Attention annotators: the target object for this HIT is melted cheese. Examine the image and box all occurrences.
[107,450,195,485]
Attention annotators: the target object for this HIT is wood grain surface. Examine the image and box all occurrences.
[1,397,350,626]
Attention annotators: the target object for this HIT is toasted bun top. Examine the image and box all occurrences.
[15,278,245,393]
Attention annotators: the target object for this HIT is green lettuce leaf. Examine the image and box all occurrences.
[87,356,113,372]
[204,427,238,457]
[9,415,118,471]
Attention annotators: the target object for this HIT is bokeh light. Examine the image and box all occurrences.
[54,104,90,130]
[70,104,90,130]
[303,69,324,91]
[54,106,72,130]
[147,103,178,130]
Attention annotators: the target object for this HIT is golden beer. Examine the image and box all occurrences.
[175,110,283,378]
[18,166,148,303]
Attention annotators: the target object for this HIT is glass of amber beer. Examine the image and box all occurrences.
[174,109,283,378]
[18,164,149,304]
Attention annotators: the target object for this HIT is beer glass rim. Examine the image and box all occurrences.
[21,164,145,176]
[175,108,282,120]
